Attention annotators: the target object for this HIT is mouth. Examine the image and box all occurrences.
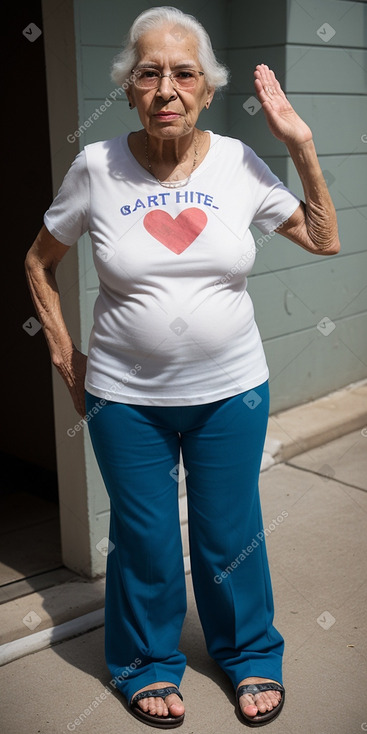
[153,111,181,120]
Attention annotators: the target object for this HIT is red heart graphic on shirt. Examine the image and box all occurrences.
[143,208,208,254]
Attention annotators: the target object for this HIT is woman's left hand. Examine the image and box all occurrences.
[254,64,312,147]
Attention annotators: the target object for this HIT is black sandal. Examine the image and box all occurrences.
[129,686,185,728]
[236,682,285,727]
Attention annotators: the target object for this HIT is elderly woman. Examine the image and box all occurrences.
[25,5,340,729]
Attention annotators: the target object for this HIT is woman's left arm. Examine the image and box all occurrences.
[254,64,340,256]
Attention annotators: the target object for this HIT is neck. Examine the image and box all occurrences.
[145,128,198,164]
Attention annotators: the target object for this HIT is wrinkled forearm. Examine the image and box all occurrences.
[24,253,74,368]
[286,138,340,253]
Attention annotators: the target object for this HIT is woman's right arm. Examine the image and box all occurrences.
[25,224,87,417]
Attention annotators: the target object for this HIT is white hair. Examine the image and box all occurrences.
[110,6,229,92]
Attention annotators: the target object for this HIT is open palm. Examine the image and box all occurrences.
[254,64,312,146]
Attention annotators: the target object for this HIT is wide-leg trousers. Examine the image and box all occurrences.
[85,380,284,705]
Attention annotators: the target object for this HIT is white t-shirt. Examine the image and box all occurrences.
[44,131,300,406]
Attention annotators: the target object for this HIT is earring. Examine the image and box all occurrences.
[129,102,132,109]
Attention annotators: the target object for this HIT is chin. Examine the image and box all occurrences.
[147,121,191,137]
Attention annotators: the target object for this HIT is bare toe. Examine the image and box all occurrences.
[132,682,184,719]
[237,677,282,718]
[165,694,185,716]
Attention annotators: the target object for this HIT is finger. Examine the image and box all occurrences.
[267,68,287,98]
[254,68,276,101]
[254,63,272,85]
[254,77,274,108]
[255,65,285,98]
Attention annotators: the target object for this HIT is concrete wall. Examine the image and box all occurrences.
[226,0,367,411]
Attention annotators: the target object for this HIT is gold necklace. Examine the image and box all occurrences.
[145,133,200,189]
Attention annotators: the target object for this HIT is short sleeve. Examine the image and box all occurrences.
[246,147,300,235]
[43,150,90,246]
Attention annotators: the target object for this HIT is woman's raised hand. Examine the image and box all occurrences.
[254,64,312,147]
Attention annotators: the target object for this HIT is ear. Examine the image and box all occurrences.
[205,87,215,109]
[126,90,135,110]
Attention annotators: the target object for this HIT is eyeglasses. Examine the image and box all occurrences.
[131,67,204,90]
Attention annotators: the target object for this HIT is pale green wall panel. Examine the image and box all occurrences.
[249,251,367,340]
[250,231,316,276]
[266,311,367,413]
[226,0,287,47]
[260,156,290,184]
[229,94,367,157]
[287,95,367,156]
[79,234,99,291]
[200,101,228,136]
[76,0,150,46]
[85,438,109,516]
[285,46,367,93]
[81,45,121,98]
[286,155,367,210]
[227,95,289,157]
[228,47,286,94]
[82,99,137,142]
[226,0,367,408]
[83,287,99,345]
[286,0,367,47]
[77,0,228,48]
[251,207,367,275]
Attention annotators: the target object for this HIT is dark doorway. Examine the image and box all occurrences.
[1,0,62,595]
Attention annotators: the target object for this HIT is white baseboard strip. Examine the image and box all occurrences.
[0,608,105,667]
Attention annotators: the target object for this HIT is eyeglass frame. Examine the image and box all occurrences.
[131,67,205,90]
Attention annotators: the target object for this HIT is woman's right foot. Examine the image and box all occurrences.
[132,681,185,718]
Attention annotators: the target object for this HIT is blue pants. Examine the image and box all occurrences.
[85,381,284,705]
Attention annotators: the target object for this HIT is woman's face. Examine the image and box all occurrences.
[126,24,214,139]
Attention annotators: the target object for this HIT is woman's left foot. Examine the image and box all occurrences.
[236,677,283,720]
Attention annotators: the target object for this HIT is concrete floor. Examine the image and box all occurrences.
[1,428,366,734]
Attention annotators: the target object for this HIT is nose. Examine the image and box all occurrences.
[156,74,177,99]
